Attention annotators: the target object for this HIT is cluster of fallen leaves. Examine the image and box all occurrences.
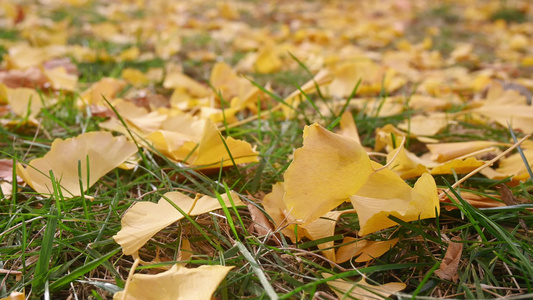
[1,0,533,299]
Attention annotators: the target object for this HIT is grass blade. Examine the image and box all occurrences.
[32,207,58,295]
[236,241,278,300]
[49,248,120,291]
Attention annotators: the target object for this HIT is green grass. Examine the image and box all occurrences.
[2,1,533,299]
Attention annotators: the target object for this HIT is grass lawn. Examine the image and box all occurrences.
[1,0,533,299]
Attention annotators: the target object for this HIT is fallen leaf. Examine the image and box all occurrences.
[351,167,439,236]
[336,111,361,144]
[246,203,273,236]
[5,45,53,69]
[1,182,12,198]
[187,118,259,168]
[109,99,167,133]
[113,191,243,255]
[5,85,45,118]
[435,237,463,282]
[113,264,233,300]
[209,62,260,110]
[254,46,282,74]
[0,67,48,89]
[300,210,346,262]
[323,274,406,300]
[473,105,533,133]
[398,112,455,136]
[163,70,211,97]
[262,181,305,241]
[336,237,399,263]
[427,141,503,163]
[480,146,533,184]
[263,181,352,262]
[0,159,19,182]
[122,68,149,87]
[374,124,410,152]
[440,189,505,210]
[496,184,517,206]
[42,66,78,91]
[79,77,126,107]
[0,291,25,300]
[429,157,485,175]
[386,146,428,179]
[17,131,137,197]
[284,124,439,235]
[283,123,373,225]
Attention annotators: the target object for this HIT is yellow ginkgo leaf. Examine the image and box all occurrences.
[336,111,360,143]
[430,157,484,175]
[484,80,530,105]
[351,170,439,236]
[323,274,406,300]
[199,106,239,124]
[113,264,233,300]
[283,123,374,225]
[328,62,360,98]
[262,182,305,242]
[449,43,474,64]
[301,210,346,262]
[386,147,428,179]
[6,86,45,118]
[110,99,167,132]
[262,181,349,262]
[113,191,243,255]
[336,237,399,263]
[42,67,78,91]
[473,105,533,133]
[374,124,409,152]
[426,141,503,162]
[16,131,137,197]
[145,130,198,162]
[79,77,126,107]
[209,62,260,110]
[218,2,240,20]
[163,70,211,97]
[5,45,49,69]
[118,46,140,62]
[408,95,458,112]
[480,147,533,184]
[188,118,259,168]
[0,291,25,300]
[254,46,282,74]
[327,60,405,97]
[121,68,149,86]
[399,112,456,136]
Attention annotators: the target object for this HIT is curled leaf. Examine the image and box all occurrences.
[435,237,463,282]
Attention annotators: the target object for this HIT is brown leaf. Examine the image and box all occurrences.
[440,189,505,210]
[0,67,48,89]
[435,236,463,282]
[43,58,79,75]
[496,185,529,235]
[496,184,517,206]
[0,159,16,182]
[246,203,273,236]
